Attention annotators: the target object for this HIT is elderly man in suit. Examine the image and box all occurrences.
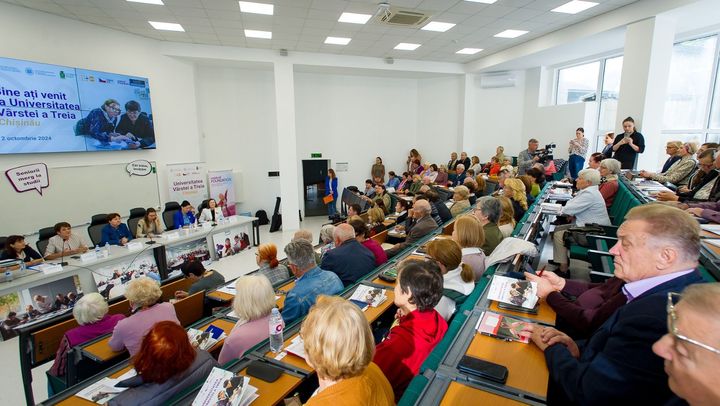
[320,223,376,287]
[523,204,704,405]
[385,199,437,259]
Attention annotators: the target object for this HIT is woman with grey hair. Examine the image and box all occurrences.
[473,196,504,255]
[599,158,621,208]
[319,224,336,259]
[49,293,125,378]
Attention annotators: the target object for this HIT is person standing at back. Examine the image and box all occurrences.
[612,116,645,170]
[325,168,339,219]
[568,127,589,180]
[371,157,385,183]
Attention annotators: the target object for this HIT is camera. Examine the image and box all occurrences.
[531,143,556,164]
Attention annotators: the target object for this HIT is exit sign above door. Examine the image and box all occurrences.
[311,153,322,158]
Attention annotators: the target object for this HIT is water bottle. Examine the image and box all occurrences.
[95,244,101,258]
[4,271,13,283]
[269,308,284,353]
[104,242,110,257]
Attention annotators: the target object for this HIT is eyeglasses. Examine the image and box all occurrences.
[667,292,720,356]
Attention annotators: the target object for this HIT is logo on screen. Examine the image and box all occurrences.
[98,78,107,83]
[25,68,33,75]
[59,71,66,79]
[129,79,146,87]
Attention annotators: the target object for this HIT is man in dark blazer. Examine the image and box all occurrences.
[320,223,375,287]
[523,204,704,405]
[385,200,437,258]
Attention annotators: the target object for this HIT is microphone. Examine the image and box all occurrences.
[59,239,69,266]
[146,223,157,245]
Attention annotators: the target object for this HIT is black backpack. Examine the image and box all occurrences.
[255,210,269,225]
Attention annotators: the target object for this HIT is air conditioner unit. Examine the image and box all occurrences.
[479,72,517,89]
[376,8,431,27]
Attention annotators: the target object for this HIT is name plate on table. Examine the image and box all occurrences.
[165,231,180,241]
[126,241,143,251]
[201,222,212,230]
[80,252,98,262]
[32,263,63,275]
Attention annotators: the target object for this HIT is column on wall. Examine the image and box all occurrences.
[460,73,476,156]
[273,61,301,230]
[616,16,676,170]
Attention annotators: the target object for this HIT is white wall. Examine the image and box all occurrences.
[416,76,463,165]
[194,65,280,216]
[473,71,527,159]
[0,2,201,226]
[294,72,419,193]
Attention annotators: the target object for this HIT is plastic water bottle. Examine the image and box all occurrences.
[4,271,13,283]
[269,308,284,353]
[95,244,101,258]
[103,242,110,257]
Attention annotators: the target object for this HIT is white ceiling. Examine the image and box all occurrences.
[3,0,640,63]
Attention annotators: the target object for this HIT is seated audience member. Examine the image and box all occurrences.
[426,164,439,183]
[364,184,391,214]
[318,224,336,259]
[518,175,536,206]
[348,219,388,266]
[174,261,225,299]
[426,239,475,320]
[462,177,478,205]
[135,208,163,238]
[393,199,412,225]
[109,277,180,356]
[386,171,401,189]
[660,141,683,173]
[598,158,621,208]
[601,132,615,159]
[374,259,447,402]
[496,196,516,237]
[522,204,704,405]
[658,148,718,203]
[396,172,412,192]
[173,201,196,229]
[101,213,133,246]
[198,198,224,224]
[450,185,471,217]
[109,321,217,405]
[587,152,603,170]
[415,194,442,226]
[413,159,425,175]
[1,235,43,266]
[49,293,125,377]
[363,179,376,198]
[475,175,487,196]
[54,294,70,310]
[44,222,89,260]
[115,100,155,149]
[218,275,276,364]
[495,168,512,191]
[524,269,626,339]
[469,156,482,174]
[452,215,486,280]
[385,200,437,258]
[347,203,362,218]
[653,284,720,406]
[303,296,394,405]
[453,164,466,186]
[25,305,40,319]
[426,189,452,224]
[550,169,611,276]
[34,295,53,313]
[500,158,513,174]
[253,243,290,285]
[321,224,375,287]
[407,174,423,194]
[525,167,545,197]
[503,178,528,223]
[640,142,698,188]
[1,312,21,338]
[473,197,504,255]
[435,165,449,186]
[282,240,343,324]
[293,229,313,243]
[367,206,387,236]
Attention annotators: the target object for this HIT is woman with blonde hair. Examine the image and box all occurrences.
[451,215,486,280]
[426,239,475,321]
[496,196,516,238]
[256,243,290,285]
[503,178,528,223]
[450,185,471,217]
[367,205,386,237]
[303,296,394,405]
[218,275,277,364]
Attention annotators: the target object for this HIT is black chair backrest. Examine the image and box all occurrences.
[0,236,6,251]
[127,207,146,238]
[484,181,498,196]
[163,201,180,231]
[36,226,56,256]
[87,214,107,247]
[197,199,210,216]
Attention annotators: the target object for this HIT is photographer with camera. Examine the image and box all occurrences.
[518,138,541,175]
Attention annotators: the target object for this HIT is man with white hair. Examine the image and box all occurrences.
[453,164,466,186]
[549,168,611,276]
[320,223,375,287]
[385,199,437,258]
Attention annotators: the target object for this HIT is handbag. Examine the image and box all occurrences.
[562,223,606,248]
[323,194,334,204]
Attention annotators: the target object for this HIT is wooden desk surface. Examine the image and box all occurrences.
[238,367,303,406]
[441,381,527,405]
[701,229,720,239]
[372,277,394,288]
[207,289,234,302]
[702,241,720,257]
[81,336,124,363]
[465,332,548,397]
[489,300,556,326]
[56,365,134,406]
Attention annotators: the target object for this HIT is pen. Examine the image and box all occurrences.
[480,332,512,342]
[538,266,546,277]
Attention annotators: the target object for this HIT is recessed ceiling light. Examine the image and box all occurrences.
[148,21,184,31]
[338,12,372,24]
[394,43,421,51]
[325,36,351,45]
[422,21,456,32]
[244,29,272,39]
[456,48,483,55]
[464,0,498,3]
[494,29,528,38]
[128,0,164,4]
[552,1,599,14]
[238,1,274,15]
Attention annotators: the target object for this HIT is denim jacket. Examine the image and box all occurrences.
[282,266,343,324]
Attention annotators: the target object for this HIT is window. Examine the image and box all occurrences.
[598,56,624,137]
[556,61,600,104]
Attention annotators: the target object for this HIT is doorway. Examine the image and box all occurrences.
[302,159,329,217]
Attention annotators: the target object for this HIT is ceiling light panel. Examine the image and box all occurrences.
[494,29,528,38]
[464,0,498,3]
[148,21,184,31]
[456,48,483,55]
[422,22,456,32]
[245,29,272,39]
[552,1,599,14]
[338,12,372,24]
[394,43,421,51]
[239,1,274,15]
[128,0,164,4]
[325,36,351,45]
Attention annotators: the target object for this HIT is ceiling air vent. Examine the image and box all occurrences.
[377,8,431,27]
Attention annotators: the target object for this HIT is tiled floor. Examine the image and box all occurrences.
[1,216,330,405]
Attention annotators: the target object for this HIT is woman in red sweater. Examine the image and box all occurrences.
[347,218,388,266]
[374,259,447,402]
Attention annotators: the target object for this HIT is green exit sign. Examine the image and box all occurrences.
[311,153,322,158]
